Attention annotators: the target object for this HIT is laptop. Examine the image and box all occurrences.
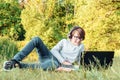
[80,51,114,69]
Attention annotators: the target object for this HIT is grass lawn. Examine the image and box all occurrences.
[0,56,120,80]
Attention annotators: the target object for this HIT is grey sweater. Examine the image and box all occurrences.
[50,39,84,64]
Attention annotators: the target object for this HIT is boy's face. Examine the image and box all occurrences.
[71,30,82,46]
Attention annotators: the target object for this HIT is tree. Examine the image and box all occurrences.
[74,0,120,50]
[21,0,120,50]
[21,0,74,49]
[0,0,25,40]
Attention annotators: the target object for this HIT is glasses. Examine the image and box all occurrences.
[72,35,81,40]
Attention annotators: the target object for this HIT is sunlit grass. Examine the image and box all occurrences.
[0,55,120,80]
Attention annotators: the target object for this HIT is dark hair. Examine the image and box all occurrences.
[68,26,85,40]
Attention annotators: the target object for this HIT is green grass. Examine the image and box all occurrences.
[0,56,120,80]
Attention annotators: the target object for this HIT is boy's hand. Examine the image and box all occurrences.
[55,61,74,72]
[55,67,72,72]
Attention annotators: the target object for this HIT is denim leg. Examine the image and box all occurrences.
[20,57,60,70]
[13,37,51,62]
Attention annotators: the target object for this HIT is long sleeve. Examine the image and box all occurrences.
[51,39,85,64]
[50,39,65,63]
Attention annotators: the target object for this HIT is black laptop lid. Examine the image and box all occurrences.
[81,51,114,68]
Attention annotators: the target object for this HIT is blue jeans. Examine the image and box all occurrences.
[13,37,60,70]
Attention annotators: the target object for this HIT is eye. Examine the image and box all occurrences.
[73,35,81,39]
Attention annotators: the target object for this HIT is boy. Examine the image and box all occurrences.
[3,26,85,72]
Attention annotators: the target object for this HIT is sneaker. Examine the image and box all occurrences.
[3,59,21,71]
